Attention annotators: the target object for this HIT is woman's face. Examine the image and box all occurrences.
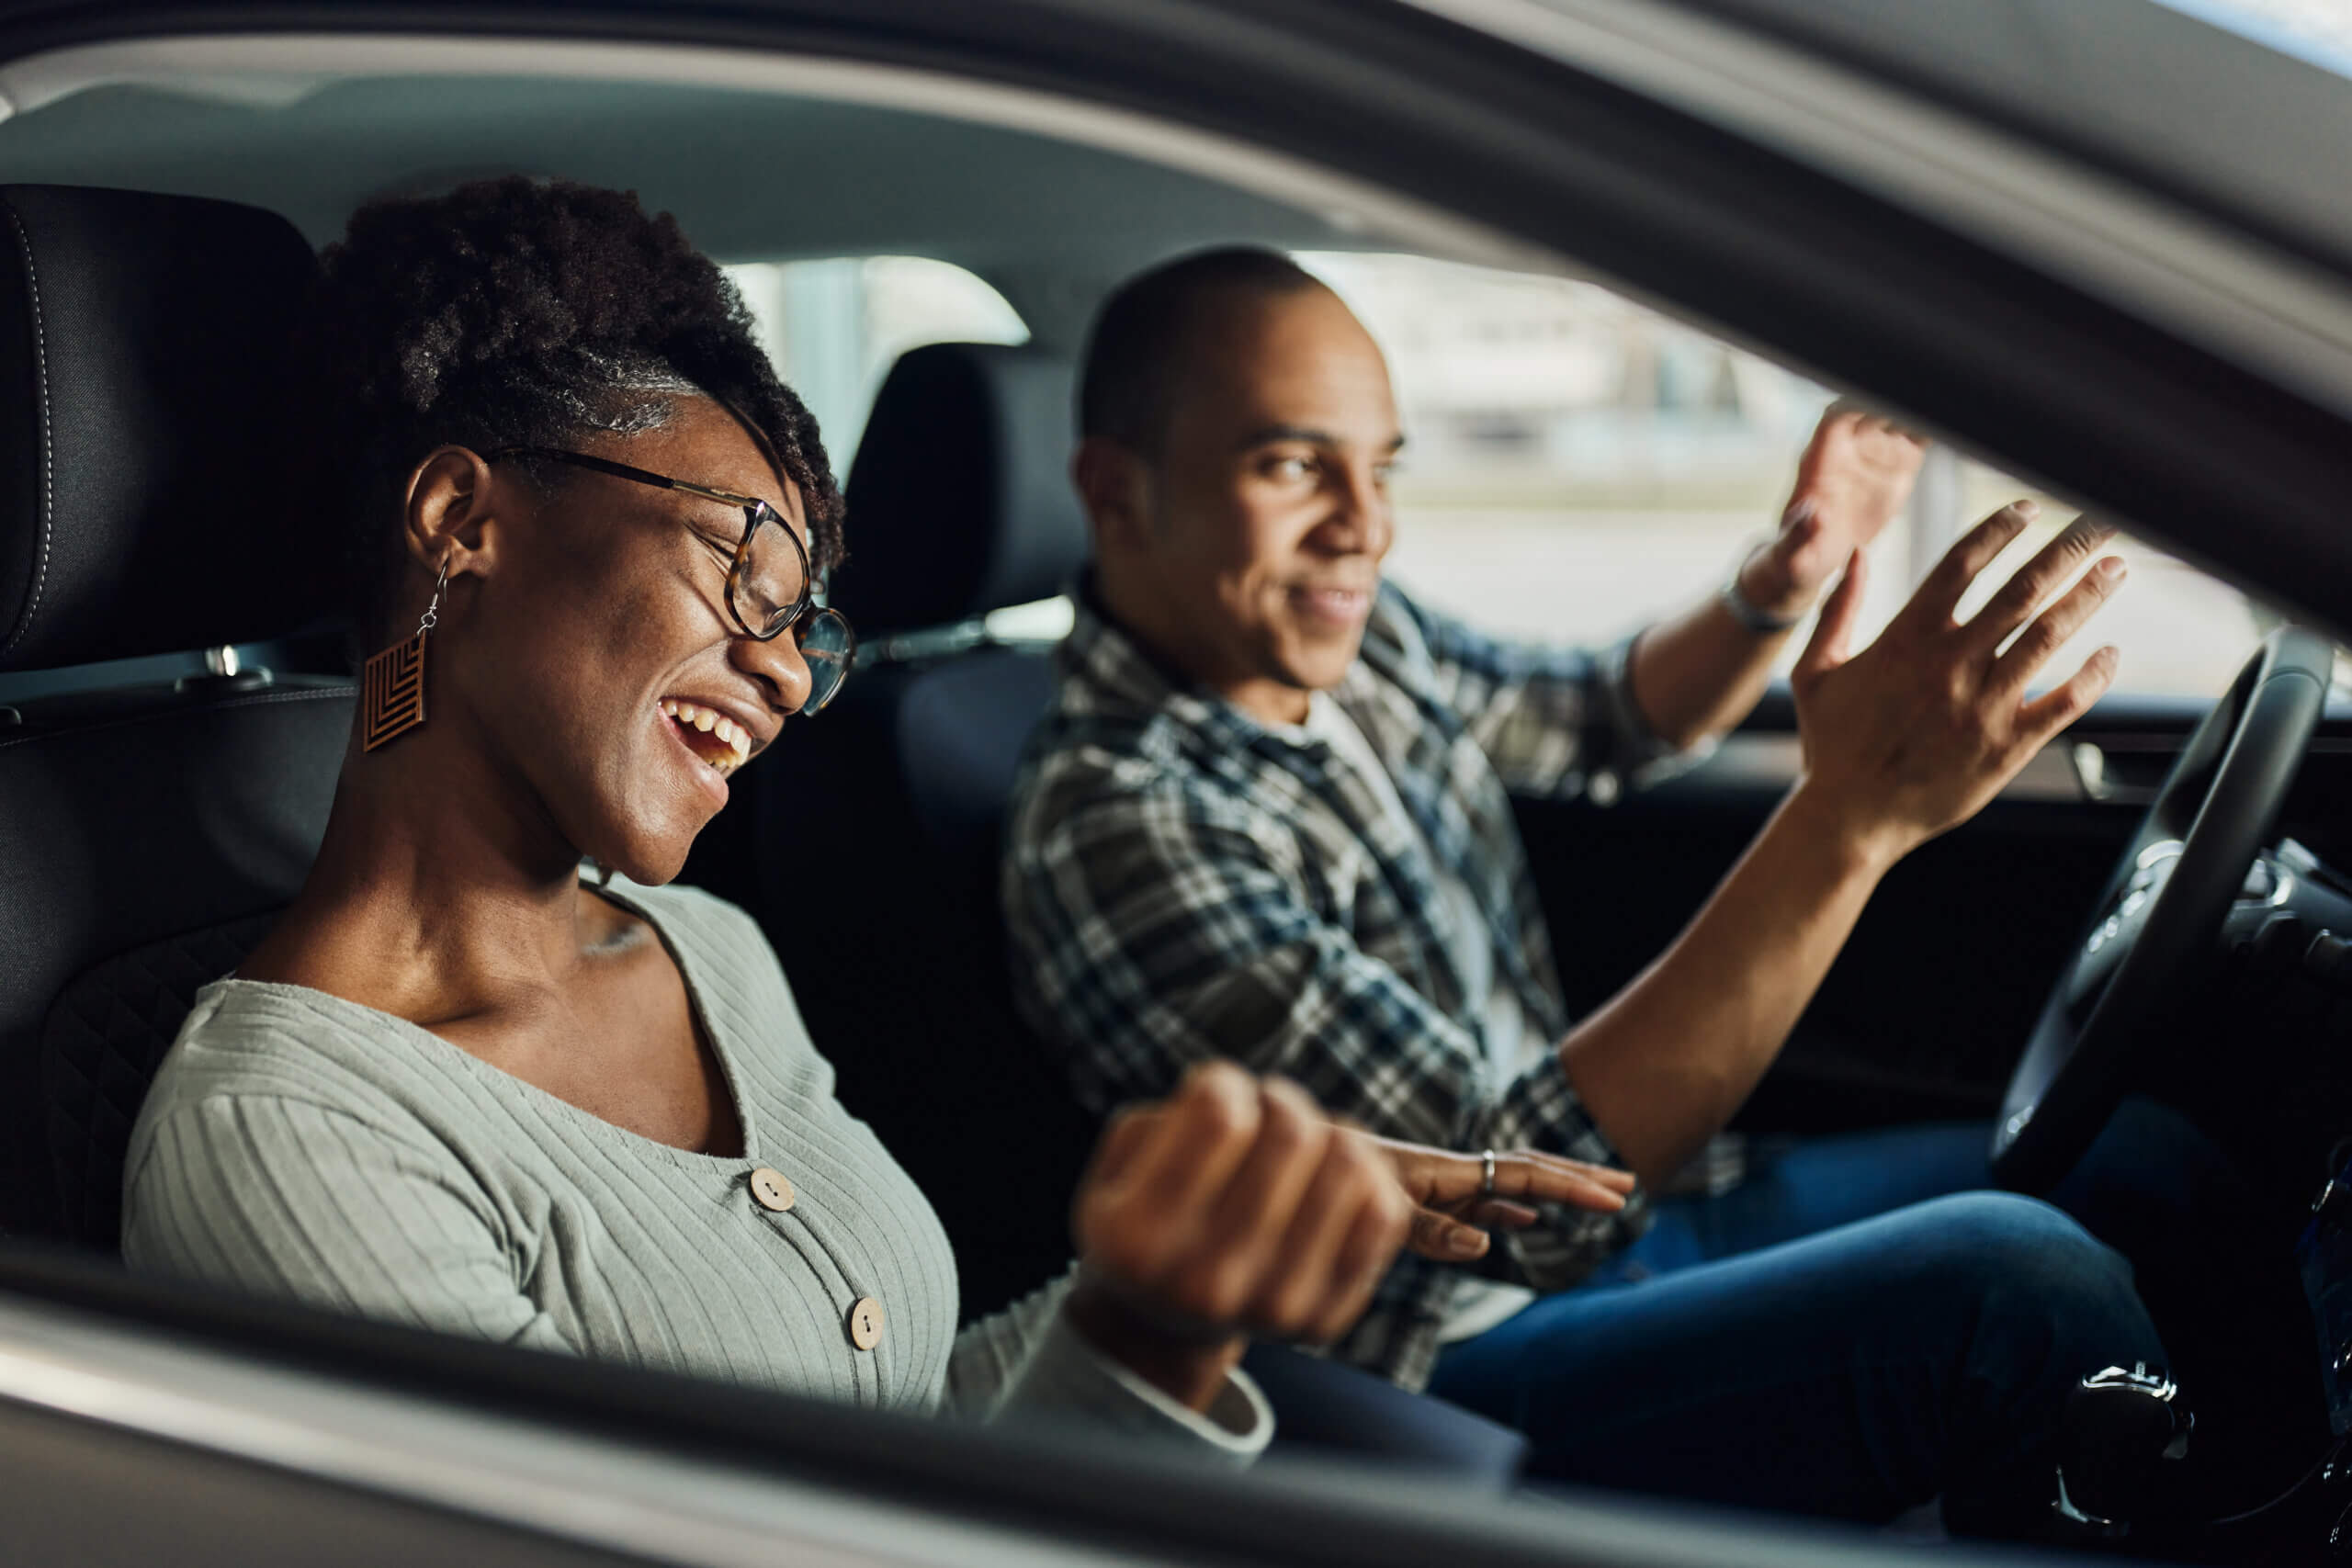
[445,396,815,886]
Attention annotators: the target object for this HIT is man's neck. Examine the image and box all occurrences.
[1091,567,1313,727]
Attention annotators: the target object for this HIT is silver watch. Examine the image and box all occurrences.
[1720,550,1804,634]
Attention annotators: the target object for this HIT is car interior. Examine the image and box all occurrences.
[7,26,2352,1562]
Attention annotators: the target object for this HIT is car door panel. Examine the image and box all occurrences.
[1510,689,2352,1135]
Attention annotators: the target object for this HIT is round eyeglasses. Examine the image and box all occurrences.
[487,446,855,715]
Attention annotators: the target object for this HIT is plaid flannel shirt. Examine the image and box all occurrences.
[1002,580,1694,1389]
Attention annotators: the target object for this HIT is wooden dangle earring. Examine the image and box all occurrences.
[362,555,448,752]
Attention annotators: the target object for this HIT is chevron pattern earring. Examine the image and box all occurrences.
[362,555,449,752]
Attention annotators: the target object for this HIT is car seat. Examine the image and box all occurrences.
[732,342,1100,1325]
[0,186,348,1249]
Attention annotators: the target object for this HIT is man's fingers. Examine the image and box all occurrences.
[1900,501,2039,632]
[1513,1151,1638,1191]
[1384,1142,1635,1209]
[1794,549,1866,678]
[1465,1199,1544,1230]
[1486,1151,1633,1213]
[1964,516,2120,657]
[1984,554,2127,696]
[2018,646,2121,750]
[1407,1204,1492,1262]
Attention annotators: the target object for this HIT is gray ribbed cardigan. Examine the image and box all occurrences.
[122,877,1266,1458]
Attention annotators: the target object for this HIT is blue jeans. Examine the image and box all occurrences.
[1428,1100,2270,1535]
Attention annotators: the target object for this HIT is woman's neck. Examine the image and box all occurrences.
[239,728,620,1021]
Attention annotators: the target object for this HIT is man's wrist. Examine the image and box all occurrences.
[1779,779,1911,881]
[1724,547,1809,632]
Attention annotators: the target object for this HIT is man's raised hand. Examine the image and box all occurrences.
[1740,404,1928,625]
[1791,501,2125,866]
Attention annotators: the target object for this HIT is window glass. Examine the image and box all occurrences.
[2155,0,2352,74]
[724,256,1028,465]
[1298,251,2276,700]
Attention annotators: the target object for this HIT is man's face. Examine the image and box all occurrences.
[1096,285,1402,721]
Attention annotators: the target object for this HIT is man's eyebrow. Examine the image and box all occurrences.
[1236,424,1408,454]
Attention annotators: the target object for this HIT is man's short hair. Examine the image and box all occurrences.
[1078,247,1324,456]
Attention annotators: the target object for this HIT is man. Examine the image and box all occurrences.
[1001,249,2256,1532]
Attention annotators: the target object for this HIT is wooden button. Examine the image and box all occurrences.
[846,1296,885,1351]
[748,1168,796,1213]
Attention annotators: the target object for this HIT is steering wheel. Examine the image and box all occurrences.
[1991,628,2335,1193]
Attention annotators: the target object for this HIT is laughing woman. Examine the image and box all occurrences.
[119,178,1630,1454]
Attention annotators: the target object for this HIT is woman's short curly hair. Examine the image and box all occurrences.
[298,175,842,642]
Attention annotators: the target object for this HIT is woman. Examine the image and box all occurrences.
[119,177,1632,1456]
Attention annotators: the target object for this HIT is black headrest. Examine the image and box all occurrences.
[834,343,1090,637]
[0,186,325,673]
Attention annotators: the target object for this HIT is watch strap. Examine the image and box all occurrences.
[1720,550,1804,634]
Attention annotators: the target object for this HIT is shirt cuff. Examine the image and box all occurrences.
[1486,1052,1654,1290]
[1001,1312,1274,1466]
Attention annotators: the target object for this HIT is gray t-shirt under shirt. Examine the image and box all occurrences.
[1291,695,1538,1344]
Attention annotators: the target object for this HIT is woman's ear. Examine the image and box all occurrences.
[400,446,504,586]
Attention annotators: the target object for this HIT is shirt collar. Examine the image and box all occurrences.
[1063,571,1337,751]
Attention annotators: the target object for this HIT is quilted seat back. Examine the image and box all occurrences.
[0,186,345,1246]
[40,914,278,1247]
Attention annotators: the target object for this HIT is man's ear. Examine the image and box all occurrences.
[1072,436,1154,552]
[398,446,504,596]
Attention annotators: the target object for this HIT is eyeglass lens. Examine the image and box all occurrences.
[735,505,811,636]
[797,609,854,715]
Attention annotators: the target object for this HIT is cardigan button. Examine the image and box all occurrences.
[847,1296,886,1351]
[748,1168,796,1213]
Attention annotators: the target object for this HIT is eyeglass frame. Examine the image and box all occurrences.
[483,446,849,652]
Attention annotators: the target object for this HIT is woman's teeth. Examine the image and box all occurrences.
[659,699,752,774]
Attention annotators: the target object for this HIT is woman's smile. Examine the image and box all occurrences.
[656,696,752,805]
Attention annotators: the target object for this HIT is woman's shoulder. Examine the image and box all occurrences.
[154,978,408,1093]
[135,978,491,1161]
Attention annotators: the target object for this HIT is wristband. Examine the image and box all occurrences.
[1719,549,1805,634]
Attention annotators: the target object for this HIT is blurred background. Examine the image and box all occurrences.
[728,0,2352,709]
[730,240,2292,701]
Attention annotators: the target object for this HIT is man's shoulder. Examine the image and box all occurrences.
[1013,686,1229,834]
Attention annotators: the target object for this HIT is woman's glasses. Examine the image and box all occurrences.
[487,447,854,716]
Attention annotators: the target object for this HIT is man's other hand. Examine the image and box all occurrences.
[1742,403,1928,623]
[1352,1134,1635,1262]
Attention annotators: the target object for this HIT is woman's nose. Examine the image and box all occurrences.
[731,624,814,716]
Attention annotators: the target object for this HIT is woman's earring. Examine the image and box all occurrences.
[362,555,449,752]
